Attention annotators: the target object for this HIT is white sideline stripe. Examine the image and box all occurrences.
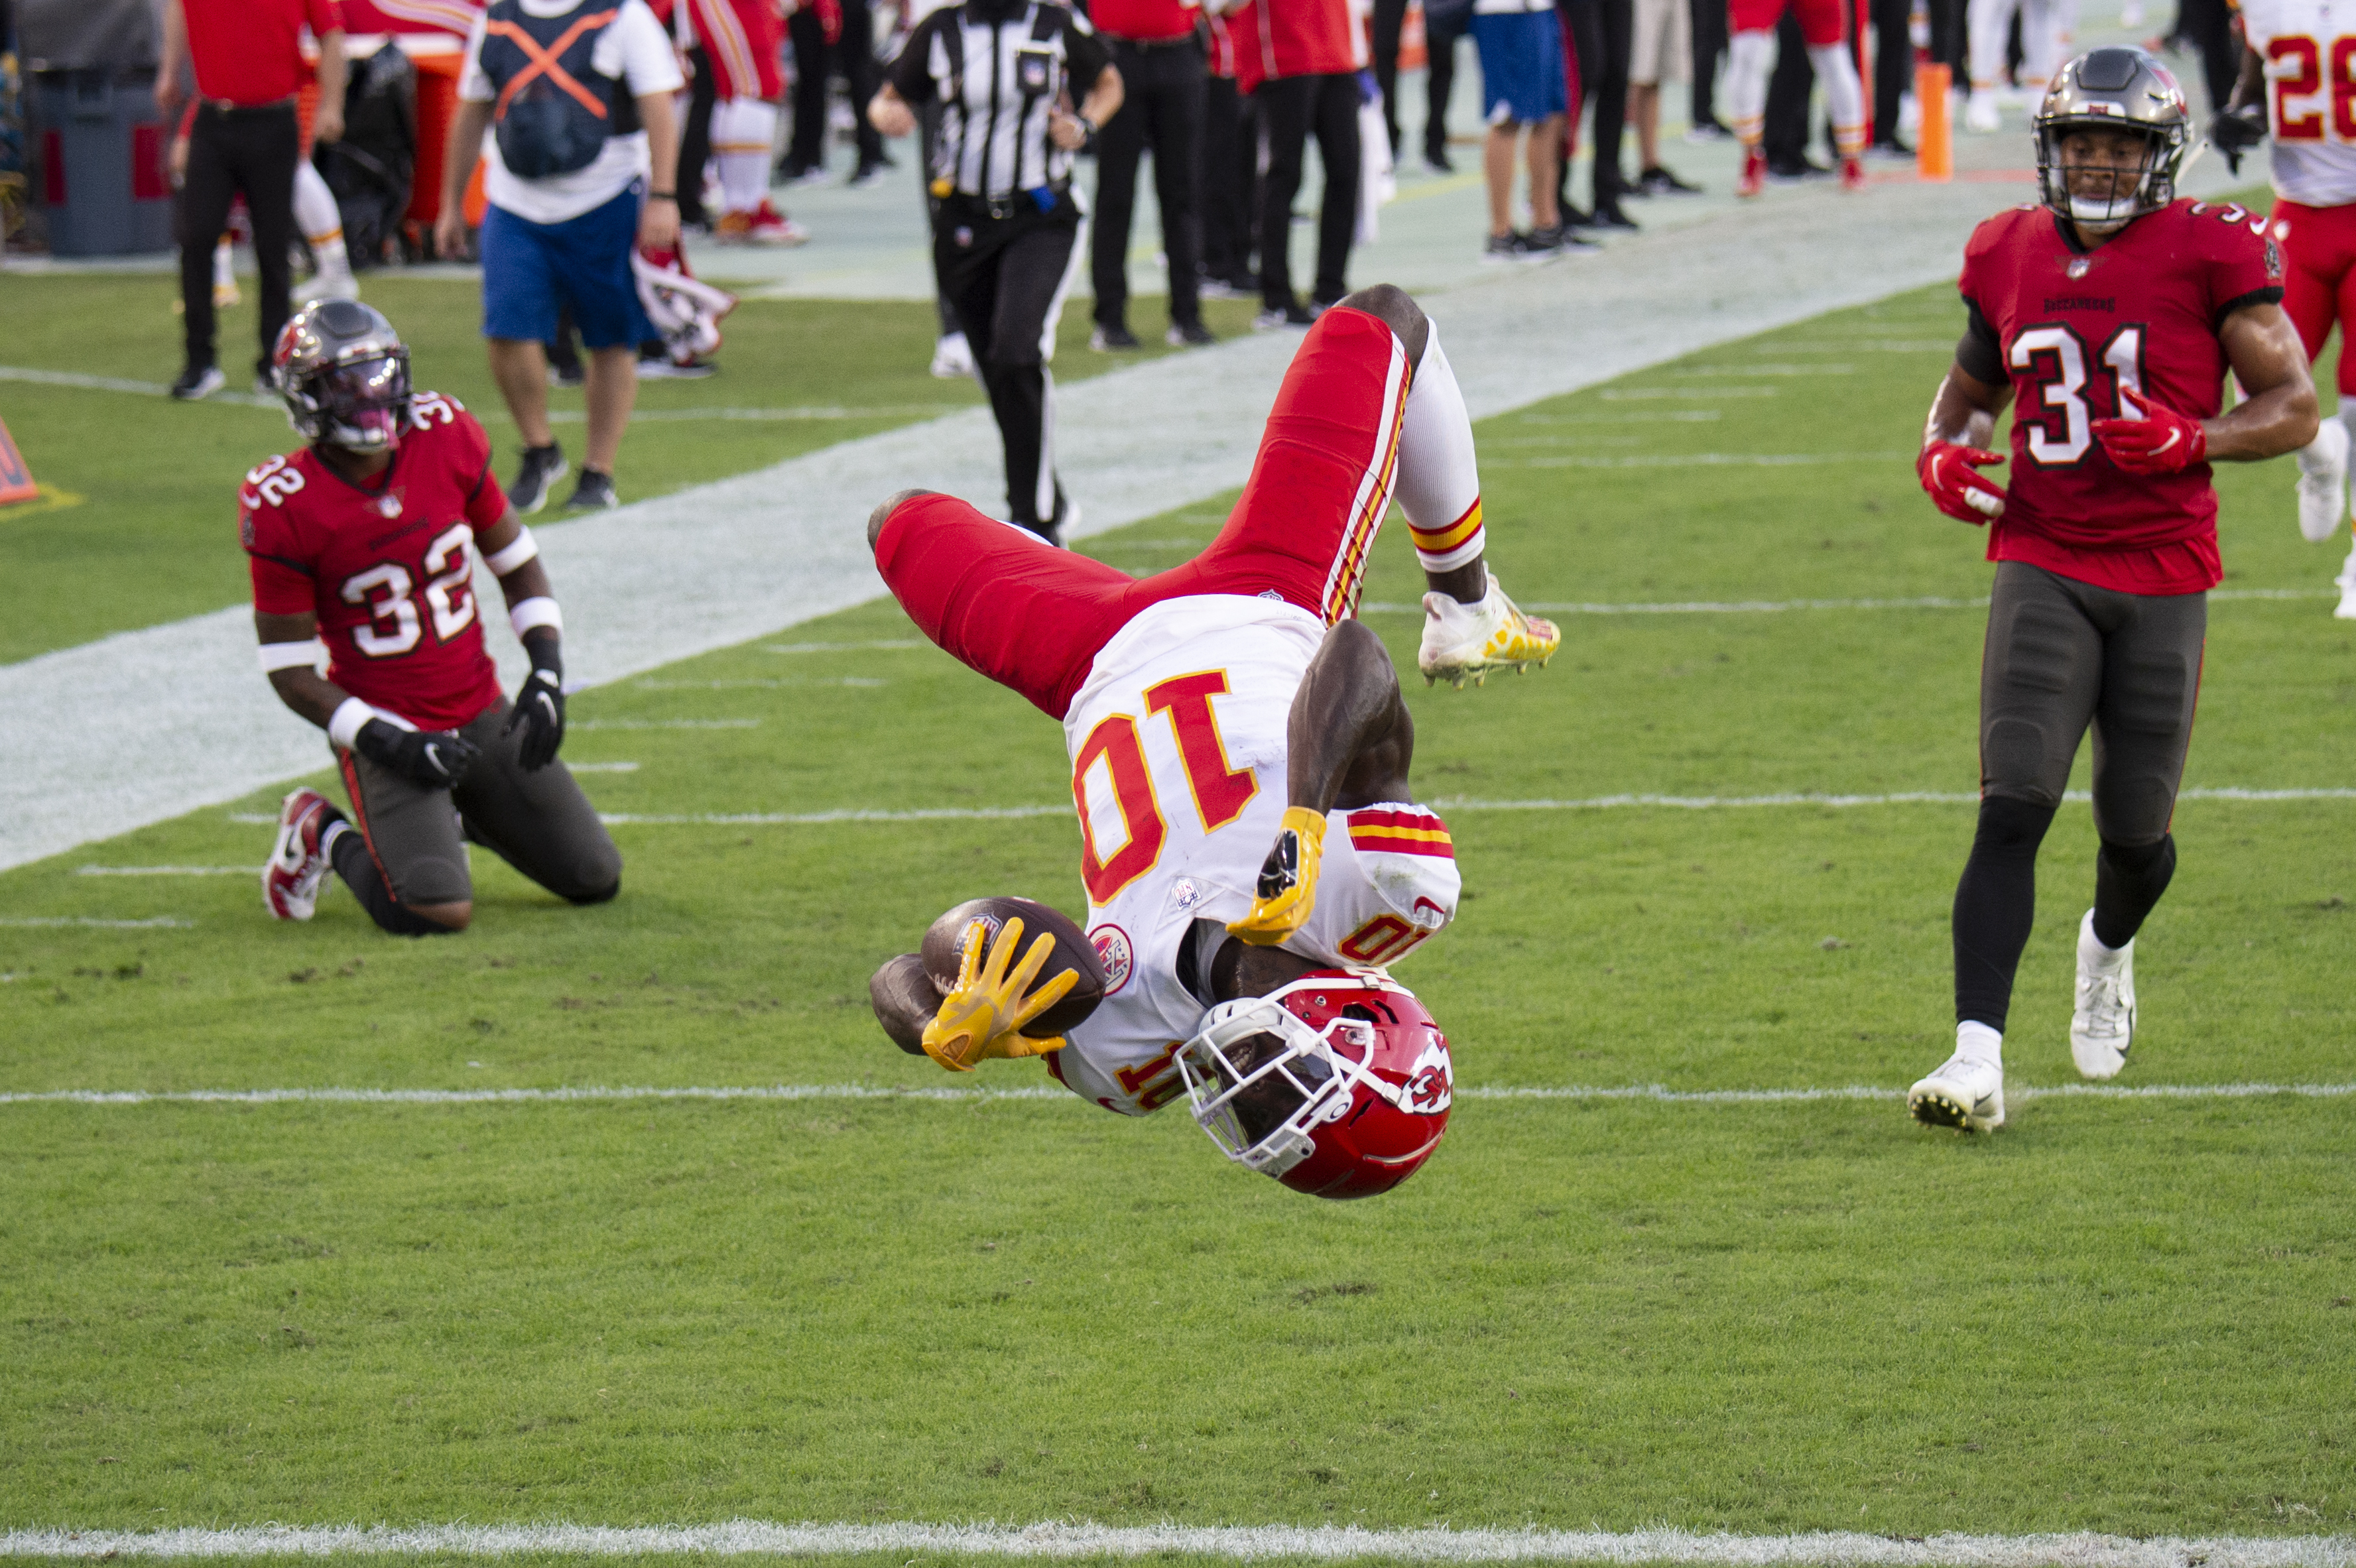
[6,1081,2351,1108]
[630,678,888,690]
[1359,588,2328,616]
[601,806,1070,825]
[1494,451,1912,469]
[0,916,192,929]
[566,761,641,772]
[1,1526,2352,1566]
[76,865,248,876]
[537,405,965,423]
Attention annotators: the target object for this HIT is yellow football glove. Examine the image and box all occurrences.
[919,916,1080,1073]
[1226,806,1328,946]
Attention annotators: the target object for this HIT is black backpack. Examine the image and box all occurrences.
[314,41,416,268]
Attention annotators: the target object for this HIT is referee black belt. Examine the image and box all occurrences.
[940,188,1068,222]
[197,97,299,117]
[1108,30,1200,48]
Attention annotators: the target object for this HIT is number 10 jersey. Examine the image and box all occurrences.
[1958,201,2283,595]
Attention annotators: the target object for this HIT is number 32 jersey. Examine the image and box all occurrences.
[1959,202,2283,595]
[241,393,509,731]
[1047,595,1463,1118]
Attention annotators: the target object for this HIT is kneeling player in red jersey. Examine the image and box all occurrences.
[246,300,623,934]
[1909,49,2318,1130]
[861,286,1554,1197]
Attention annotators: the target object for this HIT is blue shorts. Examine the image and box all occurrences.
[1471,9,1568,125]
[479,187,654,350]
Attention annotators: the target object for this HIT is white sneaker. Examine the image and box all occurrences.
[1965,92,2003,133]
[1908,1048,2005,1131]
[2337,545,2356,620]
[2296,418,2349,543]
[929,331,975,380]
[263,787,336,921]
[2070,909,2136,1079]
[1416,577,1562,688]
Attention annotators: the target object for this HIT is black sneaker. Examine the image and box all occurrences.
[508,443,568,514]
[1089,324,1141,351]
[1589,202,1641,230]
[1768,154,1834,182]
[1481,232,1520,264]
[1424,146,1454,174]
[1253,302,1316,329]
[1637,164,1703,196]
[1166,320,1215,347]
[171,364,225,400]
[563,468,619,510]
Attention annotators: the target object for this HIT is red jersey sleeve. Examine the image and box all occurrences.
[2198,201,2286,322]
[306,0,348,33]
[1955,211,2013,316]
[455,407,506,530]
[240,461,317,617]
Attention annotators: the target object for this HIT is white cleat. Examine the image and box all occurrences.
[1965,92,2003,133]
[2336,545,2356,620]
[930,330,976,380]
[2070,908,2136,1080]
[1417,577,1562,689]
[296,269,361,304]
[263,787,336,921]
[1908,1050,2006,1131]
[2295,418,2349,543]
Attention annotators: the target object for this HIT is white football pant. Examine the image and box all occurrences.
[711,97,779,213]
[292,157,353,282]
[1724,29,1867,155]
[1969,0,2076,96]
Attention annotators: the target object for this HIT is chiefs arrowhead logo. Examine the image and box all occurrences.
[1400,1041,1453,1114]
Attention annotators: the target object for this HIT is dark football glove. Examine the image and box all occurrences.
[2208,103,2268,176]
[355,717,480,790]
[503,640,566,772]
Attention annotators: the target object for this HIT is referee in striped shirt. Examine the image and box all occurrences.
[872,0,1123,544]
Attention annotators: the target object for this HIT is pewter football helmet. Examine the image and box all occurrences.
[2034,47,2193,227]
[271,298,413,452]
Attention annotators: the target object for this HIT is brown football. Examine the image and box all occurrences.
[920,896,1107,1039]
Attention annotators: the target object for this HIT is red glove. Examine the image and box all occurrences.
[1918,441,2008,524]
[2092,392,2208,475]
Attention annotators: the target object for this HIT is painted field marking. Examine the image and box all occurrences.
[0,365,279,408]
[567,719,761,731]
[1597,386,1782,400]
[1513,410,1724,424]
[565,762,641,773]
[1674,363,1859,375]
[2,1523,2354,1565]
[629,678,888,690]
[532,405,967,424]
[4,1082,2349,1108]
[75,866,247,877]
[601,805,1069,825]
[1355,588,2327,615]
[0,916,192,930]
[1493,452,1912,469]
[761,639,928,654]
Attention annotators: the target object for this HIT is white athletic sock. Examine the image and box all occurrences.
[1955,1020,2003,1068]
[1806,43,1868,156]
[212,236,236,292]
[713,97,778,213]
[1395,322,1485,574]
[1726,30,1774,147]
[292,158,352,280]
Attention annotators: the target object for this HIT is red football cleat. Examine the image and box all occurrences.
[1841,155,1867,192]
[1736,147,1767,198]
[263,786,338,920]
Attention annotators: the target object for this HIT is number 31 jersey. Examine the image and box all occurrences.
[241,393,509,731]
[1048,595,1463,1118]
[1958,201,2283,595]
[2239,0,2356,207]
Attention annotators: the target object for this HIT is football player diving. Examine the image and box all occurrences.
[863,284,1559,1198]
[245,299,623,934]
[1909,48,2319,1130]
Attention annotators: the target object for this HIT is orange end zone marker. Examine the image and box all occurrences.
[1916,63,1954,184]
[0,416,38,507]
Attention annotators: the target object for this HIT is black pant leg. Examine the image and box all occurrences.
[1689,0,1726,123]
[1930,0,1965,78]
[1764,11,1814,164]
[787,6,829,170]
[1255,75,1312,310]
[837,0,884,165]
[1371,0,1409,152]
[452,701,624,904]
[1556,0,1601,210]
[1091,45,1148,330]
[1591,0,1633,207]
[679,45,717,225]
[240,109,302,379]
[1151,44,1207,327]
[1200,74,1243,278]
[1875,0,1911,139]
[1425,6,1465,160]
[177,113,239,373]
[1308,74,1359,307]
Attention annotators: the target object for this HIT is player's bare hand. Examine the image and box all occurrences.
[639,196,680,251]
[434,210,471,262]
[919,917,1078,1071]
[314,104,345,145]
[1916,441,2008,524]
[869,88,915,139]
[1227,806,1328,946]
[2093,393,2208,475]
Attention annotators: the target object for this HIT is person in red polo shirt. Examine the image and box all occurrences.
[1087,0,1215,352]
[1230,0,1358,326]
[157,0,349,400]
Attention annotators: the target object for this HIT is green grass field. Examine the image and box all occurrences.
[2,272,2353,1555]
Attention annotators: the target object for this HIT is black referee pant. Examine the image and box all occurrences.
[178,101,300,381]
[1091,34,1207,339]
[1199,74,1255,291]
[787,0,883,175]
[937,194,1081,536]
[1255,72,1358,314]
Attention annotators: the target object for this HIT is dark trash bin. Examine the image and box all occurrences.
[32,70,170,256]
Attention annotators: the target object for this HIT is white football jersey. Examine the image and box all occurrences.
[1044,595,1462,1117]
[2241,0,2356,207]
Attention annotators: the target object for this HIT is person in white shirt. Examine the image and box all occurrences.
[434,0,684,512]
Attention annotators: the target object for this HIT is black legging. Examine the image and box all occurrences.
[676,44,717,227]
[178,102,299,378]
[1091,36,1206,334]
[1254,72,1359,312]
[787,0,883,173]
[1420,2,1470,163]
[937,200,1080,530]
[1200,73,1254,284]
[1587,0,1633,208]
[1688,0,1726,128]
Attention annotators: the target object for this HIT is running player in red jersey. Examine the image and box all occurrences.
[247,299,622,934]
[1907,48,2318,1131]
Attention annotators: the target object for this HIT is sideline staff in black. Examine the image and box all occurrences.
[871,1,1123,544]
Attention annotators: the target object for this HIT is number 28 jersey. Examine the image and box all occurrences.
[241,393,509,731]
[1047,595,1463,1118]
[2239,0,2356,208]
[1958,201,2283,595]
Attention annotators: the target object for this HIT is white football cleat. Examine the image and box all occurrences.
[2336,546,2356,620]
[930,330,976,380]
[1417,577,1562,688]
[263,787,337,921]
[1908,1048,2005,1131]
[2070,908,2135,1079]
[1965,92,2003,133]
[2295,418,2349,543]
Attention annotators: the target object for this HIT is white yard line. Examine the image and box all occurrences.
[74,866,248,876]
[0,916,192,929]
[1,1523,2351,1564]
[3,1082,2349,1108]
[1356,589,2327,615]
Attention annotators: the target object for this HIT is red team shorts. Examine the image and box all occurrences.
[687,0,786,100]
[2274,199,2356,394]
[1727,0,1843,44]
[877,307,1412,719]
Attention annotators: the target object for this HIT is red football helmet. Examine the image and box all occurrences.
[1174,971,1454,1200]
